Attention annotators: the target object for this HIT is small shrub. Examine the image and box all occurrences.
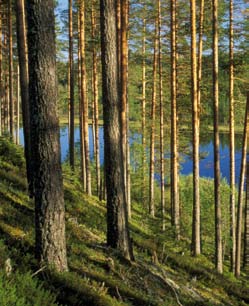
[0,138,25,168]
[0,270,58,306]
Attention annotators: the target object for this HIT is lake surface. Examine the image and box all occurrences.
[19,126,243,185]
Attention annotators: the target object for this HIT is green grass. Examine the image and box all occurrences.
[0,136,248,305]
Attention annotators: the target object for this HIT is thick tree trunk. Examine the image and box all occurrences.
[16,0,33,195]
[27,0,68,272]
[8,0,14,138]
[79,0,91,195]
[213,0,223,274]
[100,0,133,260]
[235,95,249,277]
[191,0,201,256]
[171,0,180,239]
[229,0,236,273]
[69,0,75,170]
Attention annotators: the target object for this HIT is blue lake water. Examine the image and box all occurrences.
[19,126,243,185]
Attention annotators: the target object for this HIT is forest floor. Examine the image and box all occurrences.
[0,137,249,305]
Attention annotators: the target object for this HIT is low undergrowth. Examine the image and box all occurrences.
[0,136,248,305]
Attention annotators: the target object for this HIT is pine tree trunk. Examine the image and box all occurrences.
[100,0,133,261]
[235,95,249,277]
[158,0,165,231]
[142,16,146,204]
[78,9,86,189]
[171,0,180,239]
[16,0,33,196]
[69,0,75,170]
[79,0,91,195]
[0,8,2,137]
[91,2,101,198]
[244,136,249,270]
[149,16,158,218]
[197,0,204,110]
[229,0,236,273]
[8,0,14,138]
[16,66,20,145]
[27,0,68,272]
[120,0,129,217]
[191,0,201,256]
[213,0,223,274]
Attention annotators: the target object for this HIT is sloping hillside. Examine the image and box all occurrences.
[0,137,248,306]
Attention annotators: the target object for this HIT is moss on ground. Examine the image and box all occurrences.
[0,136,248,305]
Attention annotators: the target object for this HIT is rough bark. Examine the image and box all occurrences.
[27,0,68,272]
[191,0,201,256]
[16,0,33,194]
[100,0,134,260]
[69,0,75,170]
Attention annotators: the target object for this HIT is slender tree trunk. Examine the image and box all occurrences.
[120,0,130,217]
[5,75,9,132]
[171,0,180,239]
[126,13,131,220]
[67,63,70,144]
[142,16,146,205]
[8,0,14,138]
[158,0,165,230]
[229,0,236,273]
[0,8,2,137]
[244,133,249,270]
[27,0,68,272]
[100,0,133,260]
[16,0,33,195]
[69,0,75,170]
[149,16,158,218]
[16,66,20,145]
[197,0,204,110]
[235,95,249,277]
[78,8,86,190]
[91,2,101,198]
[213,0,222,274]
[91,86,96,158]
[191,0,201,256]
[80,0,91,195]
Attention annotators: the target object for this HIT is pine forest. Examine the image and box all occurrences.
[0,0,249,305]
